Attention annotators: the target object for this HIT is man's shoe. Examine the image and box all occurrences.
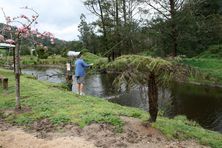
[80,92,85,96]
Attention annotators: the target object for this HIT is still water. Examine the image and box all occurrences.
[22,67,222,133]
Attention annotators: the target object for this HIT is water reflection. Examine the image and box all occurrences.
[22,67,65,83]
[22,67,222,133]
[168,83,222,132]
[72,74,119,98]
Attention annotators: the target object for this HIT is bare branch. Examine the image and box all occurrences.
[155,0,170,12]
[175,0,185,10]
[145,2,170,19]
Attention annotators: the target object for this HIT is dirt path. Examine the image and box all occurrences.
[0,117,209,148]
[0,129,96,148]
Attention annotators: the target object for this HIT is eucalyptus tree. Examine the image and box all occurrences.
[83,0,143,60]
[191,0,222,47]
[141,0,186,57]
[84,0,110,58]
[78,14,96,53]
[107,55,190,122]
[173,0,222,55]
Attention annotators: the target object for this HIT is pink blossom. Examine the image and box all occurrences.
[43,31,52,36]
[50,38,55,44]
[5,39,15,44]
[18,27,29,34]
[0,35,4,41]
[36,34,42,38]
[22,32,30,38]
[31,30,37,35]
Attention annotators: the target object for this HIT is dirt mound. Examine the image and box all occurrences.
[0,116,209,148]
[0,129,96,148]
[80,116,209,148]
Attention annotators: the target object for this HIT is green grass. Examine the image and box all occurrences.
[0,68,221,147]
[0,68,147,131]
[22,55,67,65]
[82,52,108,68]
[154,116,222,148]
[37,55,67,65]
[1,55,67,66]
[183,57,222,84]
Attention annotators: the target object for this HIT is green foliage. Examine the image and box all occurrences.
[38,55,67,65]
[50,113,71,125]
[36,47,49,59]
[107,55,188,87]
[15,114,34,125]
[5,55,67,65]
[183,57,222,83]
[80,113,123,132]
[197,44,222,58]
[82,52,108,67]
[81,0,222,58]
[138,50,156,57]
[21,56,38,65]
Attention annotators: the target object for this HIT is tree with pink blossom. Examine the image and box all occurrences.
[0,7,55,110]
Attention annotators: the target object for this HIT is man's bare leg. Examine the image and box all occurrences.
[76,83,81,95]
[80,83,84,95]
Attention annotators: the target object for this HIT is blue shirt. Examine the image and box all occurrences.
[75,58,90,77]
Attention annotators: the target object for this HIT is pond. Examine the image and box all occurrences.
[22,67,222,133]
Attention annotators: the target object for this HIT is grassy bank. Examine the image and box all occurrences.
[183,57,222,85]
[0,68,146,131]
[1,55,67,66]
[0,68,222,147]
[154,116,222,148]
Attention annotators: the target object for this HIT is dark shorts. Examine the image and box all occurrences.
[76,76,85,84]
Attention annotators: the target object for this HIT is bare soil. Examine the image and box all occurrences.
[0,117,209,148]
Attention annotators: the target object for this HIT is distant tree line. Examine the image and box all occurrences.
[1,0,221,59]
[78,0,222,59]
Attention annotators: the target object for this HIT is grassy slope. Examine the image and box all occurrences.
[0,68,146,130]
[183,58,222,84]
[82,52,107,65]
[0,68,222,147]
[154,116,222,148]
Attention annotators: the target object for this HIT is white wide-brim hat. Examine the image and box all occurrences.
[67,51,81,57]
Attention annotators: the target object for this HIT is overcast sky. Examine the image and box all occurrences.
[0,0,95,41]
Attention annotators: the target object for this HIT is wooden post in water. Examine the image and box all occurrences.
[66,62,72,82]
[66,58,73,91]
